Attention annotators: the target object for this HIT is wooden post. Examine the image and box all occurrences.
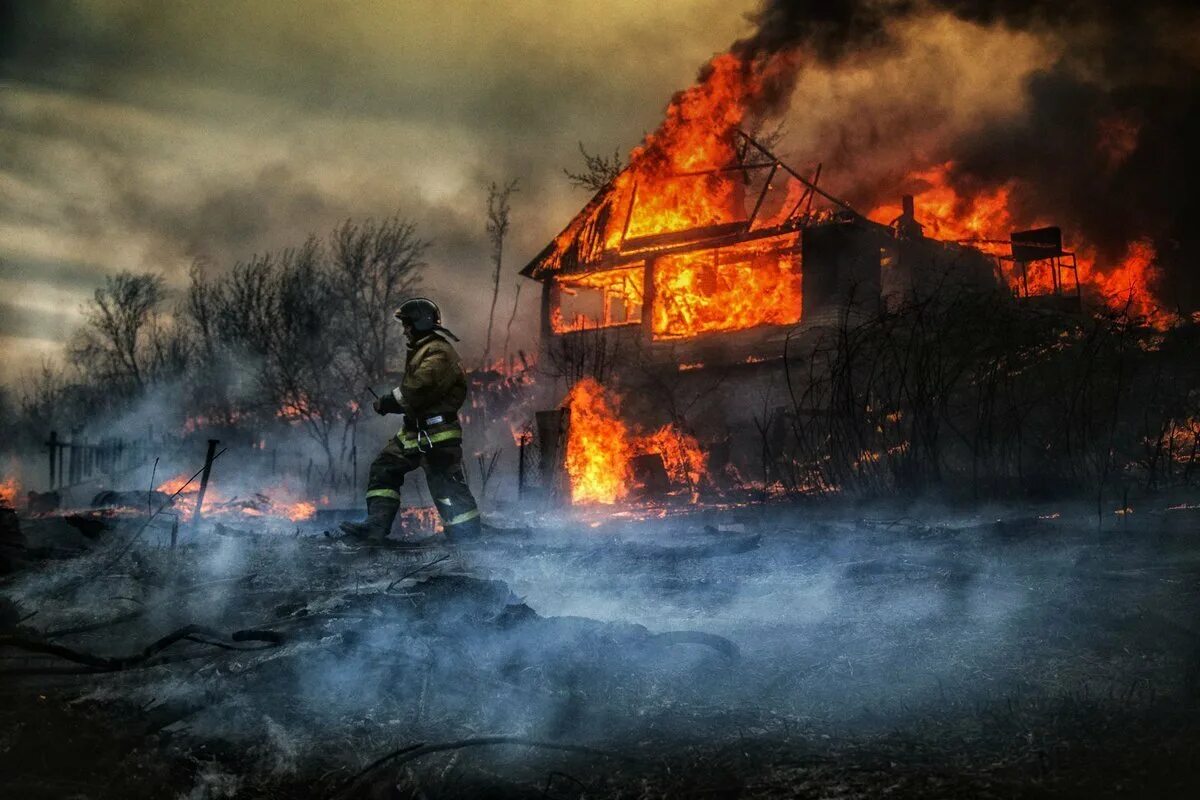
[46,431,58,489]
[517,434,527,498]
[192,439,220,526]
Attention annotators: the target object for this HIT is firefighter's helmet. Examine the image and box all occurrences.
[394,298,441,333]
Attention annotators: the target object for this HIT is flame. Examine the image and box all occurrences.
[564,378,631,505]
[611,52,798,245]
[283,500,316,521]
[867,163,1177,328]
[551,266,644,333]
[155,473,319,523]
[651,233,802,338]
[637,425,706,487]
[563,379,707,505]
[0,476,20,508]
[277,392,313,422]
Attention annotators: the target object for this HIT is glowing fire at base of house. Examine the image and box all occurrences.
[0,476,20,508]
[563,378,705,506]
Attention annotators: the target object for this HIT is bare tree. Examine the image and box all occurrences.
[482,179,518,368]
[327,214,426,383]
[501,280,524,369]
[68,272,166,393]
[564,143,624,192]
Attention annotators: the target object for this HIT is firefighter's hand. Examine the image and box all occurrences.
[373,391,404,415]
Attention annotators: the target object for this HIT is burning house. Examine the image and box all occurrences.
[520,126,1051,505]
[522,132,1006,368]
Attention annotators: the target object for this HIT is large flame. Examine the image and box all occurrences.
[563,378,631,505]
[563,379,707,505]
[651,233,802,338]
[866,163,1176,328]
[609,52,797,245]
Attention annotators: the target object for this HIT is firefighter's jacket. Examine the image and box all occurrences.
[388,333,468,451]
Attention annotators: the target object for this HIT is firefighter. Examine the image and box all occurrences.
[340,298,482,542]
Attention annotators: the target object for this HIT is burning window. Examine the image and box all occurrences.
[551,266,644,333]
[651,233,802,339]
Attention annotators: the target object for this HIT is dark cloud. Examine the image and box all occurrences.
[0,299,77,341]
[745,0,1200,309]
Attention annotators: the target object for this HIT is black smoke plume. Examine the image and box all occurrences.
[734,0,1200,311]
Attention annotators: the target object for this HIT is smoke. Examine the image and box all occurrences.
[732,0,1200,310]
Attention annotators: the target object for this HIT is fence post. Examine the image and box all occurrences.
[518,435,527,499]
[192,439,220,526]
[46,431,58,489]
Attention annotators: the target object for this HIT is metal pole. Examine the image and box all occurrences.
[192,439,220,526]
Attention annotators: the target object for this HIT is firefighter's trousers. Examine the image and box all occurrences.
[365,435,480,532]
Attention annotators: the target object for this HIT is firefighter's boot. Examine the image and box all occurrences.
[443,515,483,544]
[339,496,400,541]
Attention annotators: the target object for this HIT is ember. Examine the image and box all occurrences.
[155,473,318,522]
[0,476,19,508]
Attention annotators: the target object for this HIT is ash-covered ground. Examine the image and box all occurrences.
[2,501,1199,799]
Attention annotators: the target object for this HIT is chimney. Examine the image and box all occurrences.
[894,194,924,240]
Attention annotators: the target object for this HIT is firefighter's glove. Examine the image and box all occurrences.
[373,389,404,416]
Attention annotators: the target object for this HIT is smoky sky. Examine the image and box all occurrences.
[0,0,757,380]
[741,0,1200,310]
[1,1,1196,385]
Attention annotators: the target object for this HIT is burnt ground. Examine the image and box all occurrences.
[2,501,1200,799]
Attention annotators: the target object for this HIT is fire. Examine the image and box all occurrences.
[869,163,1014,248]
[611,52,799,245]
[563,379,707,505]
[277,392,313,422]
[637,425,705,488]
[283,500,316,521]
[155,473,320,523]
[1088,239,1175,328]
[0,476,20,508]
[867,163,1176,328]
[651,234,801,339]
[551,266,644,333]
[564,378,631,505]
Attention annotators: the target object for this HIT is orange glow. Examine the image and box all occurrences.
[155,473,319,522]
[563,379,708,505]
[1089,239,1176,328]
[283,501,317,521]
[0,476,20,508]
[538,49,803,344]
[636,425,705,487]
[564,378,631,505]
[612,52,799,246]
[652,234,801,339]
[867,163,1014,249]
[867,163,1176,327]
[551,266,644,333]
[277,393,313,422]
